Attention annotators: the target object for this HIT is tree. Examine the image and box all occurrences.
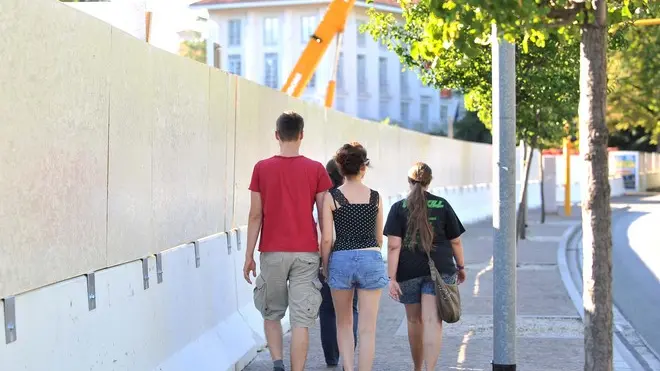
[608,126,658,152]
[179,32,207,64]
[607,26,660,150]
[365,2,577,239]
[454,111,492,144]
[366,0,658,369]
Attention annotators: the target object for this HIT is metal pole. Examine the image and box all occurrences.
[563,132,572,216]
[491,24,517,371]
[145,11,152,43]
[325,32,343,108]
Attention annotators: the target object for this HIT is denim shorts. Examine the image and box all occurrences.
[398,274,458,305]
[328,249,389,290]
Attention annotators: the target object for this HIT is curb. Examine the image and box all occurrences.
[557,213,657,371]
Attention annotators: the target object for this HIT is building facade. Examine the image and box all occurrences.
[191,0,465,134]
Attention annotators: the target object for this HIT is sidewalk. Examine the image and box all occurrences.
[244,209,587,371]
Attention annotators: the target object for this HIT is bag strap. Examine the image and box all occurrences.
[425,248,444,283]
[424,248,436,270]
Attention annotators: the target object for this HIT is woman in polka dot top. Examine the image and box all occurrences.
[320,142,389,371]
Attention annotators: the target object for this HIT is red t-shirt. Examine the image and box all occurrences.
[249,155,332,253]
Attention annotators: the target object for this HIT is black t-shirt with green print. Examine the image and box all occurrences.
[383,192,466,282]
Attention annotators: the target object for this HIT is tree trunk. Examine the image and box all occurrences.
[516,142,534,240]
[580,1,613,370]
[540,152,546,224]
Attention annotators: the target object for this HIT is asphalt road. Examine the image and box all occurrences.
[612,194,660,360]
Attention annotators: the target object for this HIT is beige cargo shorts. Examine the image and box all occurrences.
[253,252,323,328]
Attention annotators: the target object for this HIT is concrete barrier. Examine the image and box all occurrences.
[640,171,660,191]
[554,176,626,207]
[0,231,276,371]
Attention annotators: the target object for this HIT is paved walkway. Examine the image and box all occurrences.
[244,209,590,371]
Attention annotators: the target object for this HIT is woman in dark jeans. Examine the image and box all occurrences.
[319,158,358,366]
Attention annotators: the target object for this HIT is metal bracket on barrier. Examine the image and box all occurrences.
[156,253,163,283]
[226,232,232,255]
[86,273,96,311]
[3,296,16,344]
[142,258,150,290]
[194,241,201,268]
[235,229,241,251]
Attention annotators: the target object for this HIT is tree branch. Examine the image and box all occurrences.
[546,2,585,24]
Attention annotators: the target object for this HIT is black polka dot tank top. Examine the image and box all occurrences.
[330,187,380,252]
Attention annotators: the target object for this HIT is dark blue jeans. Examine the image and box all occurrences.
[319,272,359,365]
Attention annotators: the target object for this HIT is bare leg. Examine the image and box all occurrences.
[404,304,424,371]
[290,327,309,371]
[356,288,382,371]
[332,289,355,370]
[264,319,284,361]
[421,294,443,370]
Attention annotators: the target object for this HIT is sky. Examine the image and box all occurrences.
[66,0,209,52]
[147,0,207,32]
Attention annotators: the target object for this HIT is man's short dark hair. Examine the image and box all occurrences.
[276,111,304,142]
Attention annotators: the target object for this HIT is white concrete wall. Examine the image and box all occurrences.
[0,0,492,309]
[638,152,660,190]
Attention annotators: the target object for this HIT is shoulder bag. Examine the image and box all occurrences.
[425,249,461,323]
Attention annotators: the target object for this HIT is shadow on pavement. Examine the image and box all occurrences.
[612,207,660,362]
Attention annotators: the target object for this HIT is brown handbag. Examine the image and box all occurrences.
[425,249,461,323]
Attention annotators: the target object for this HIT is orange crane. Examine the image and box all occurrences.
[281,0,356,108]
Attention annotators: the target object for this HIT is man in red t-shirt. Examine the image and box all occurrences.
[243,111,332,371]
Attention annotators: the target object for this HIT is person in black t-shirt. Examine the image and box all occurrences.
[383,162,466,371]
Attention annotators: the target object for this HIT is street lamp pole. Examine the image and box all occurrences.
[491,24,517,371]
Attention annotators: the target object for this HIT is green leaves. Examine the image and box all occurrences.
[364,0,581,148]
[607,26,660,144]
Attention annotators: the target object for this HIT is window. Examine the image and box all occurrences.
[336,53,345,91]
[400,101,410,124]
[228,19,241,46]
[301,16,317,43]
[358,100,368,118]
[440,105,448,125]
[335,97,345,112]
[264,53,279,88]
[379,100,389,119]
[357,54,367,94]
[308,72,316,88]
[420,100,430,126]
[400,71,409,97]
[264,17,280,46]
[227,54,242,76]
[357,20,366,47]
[379,57,388,91]
[379,39,388,50]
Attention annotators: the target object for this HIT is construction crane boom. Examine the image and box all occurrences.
[281,0,356,108]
